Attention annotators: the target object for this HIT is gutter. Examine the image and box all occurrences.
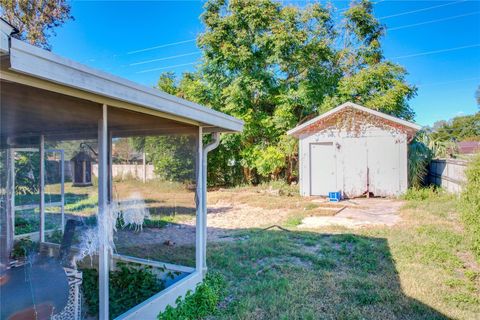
[0,18,17,55]
[200,132,220,275]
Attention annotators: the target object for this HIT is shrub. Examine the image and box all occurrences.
[11,237,37,259]
[408,133,432,188]
[158,272,226,320]
[460,154,480,262]
[82,263,164,319]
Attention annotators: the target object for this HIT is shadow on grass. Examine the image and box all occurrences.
[210,229,450,319]
[116,226,450,319]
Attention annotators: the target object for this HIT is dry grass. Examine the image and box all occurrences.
[40,180,479,319]
[202,189,480,320]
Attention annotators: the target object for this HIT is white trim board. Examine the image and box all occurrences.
[287,102,422,136]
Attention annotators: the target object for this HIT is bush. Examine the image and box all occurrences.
[460,154,480,262]
[11,237,38,259]
[408,133,432,187]
[82,263,164,319]
[158,272,226,320]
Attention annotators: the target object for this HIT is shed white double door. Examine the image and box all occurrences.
[309,137,400,197]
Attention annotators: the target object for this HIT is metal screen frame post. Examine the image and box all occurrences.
[39,135,45,242]
[98,104,109,320]
[60,150,65,231]
[195,127,204,273]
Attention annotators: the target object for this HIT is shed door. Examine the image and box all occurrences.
[367,137,400,196]
[310,143,336,196]
[342,138,368,198]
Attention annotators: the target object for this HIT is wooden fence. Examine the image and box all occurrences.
[428,159,468,193]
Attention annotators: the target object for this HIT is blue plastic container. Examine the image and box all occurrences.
[328,191,342,202]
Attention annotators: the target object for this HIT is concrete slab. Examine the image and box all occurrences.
[298,198,403,229]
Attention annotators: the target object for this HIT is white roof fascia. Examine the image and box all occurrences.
[287,101,422,135]
[7,38,243,132]
[0,19,15,55]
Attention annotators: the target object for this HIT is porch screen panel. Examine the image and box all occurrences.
[1,81,102,319]
[108,106,199,317]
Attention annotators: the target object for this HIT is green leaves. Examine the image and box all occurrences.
[154,0,417,185]
[158,272,226,320]
[460,154,480,262]
[82,263,164,319]
[0,0,73,50]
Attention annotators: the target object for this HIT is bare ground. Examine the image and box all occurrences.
[299,198,404,229]
[115,197,403,248]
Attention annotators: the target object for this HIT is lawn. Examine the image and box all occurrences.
[15,179,480,319]
[199,189,479,319]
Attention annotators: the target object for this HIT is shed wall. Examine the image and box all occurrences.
[299,127,408,198]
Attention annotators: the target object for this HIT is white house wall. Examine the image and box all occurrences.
[299,126,408,198]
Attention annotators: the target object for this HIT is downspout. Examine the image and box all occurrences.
[201,132,220,275]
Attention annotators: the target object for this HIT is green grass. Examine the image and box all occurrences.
[178,190,478,320]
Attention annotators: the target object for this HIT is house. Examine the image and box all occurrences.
[0,18,243,320]
[287,102,421,198]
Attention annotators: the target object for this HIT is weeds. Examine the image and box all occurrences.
[82,263,164,319]
[158,272,226,320]
[459,154,480,262]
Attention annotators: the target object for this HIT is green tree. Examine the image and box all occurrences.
[321,0,416,119]
[197,0,338,183]
[0,0,72,50]
[430,113,480,143]
[144,135,196,183]
[153,0,417,185]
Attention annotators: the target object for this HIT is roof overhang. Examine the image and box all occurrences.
[287,101,422,138]
[1,38,243,133]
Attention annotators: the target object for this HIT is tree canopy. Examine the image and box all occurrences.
[152,0,417,186]
[430,113,480,143]
[0,0,72,50]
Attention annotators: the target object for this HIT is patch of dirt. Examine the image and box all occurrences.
[207,201,291,228]
[115,201,295,248]
[457,251,480,273]
[298,198,404,229]
[115,198,404,249]
[115,224,196,248]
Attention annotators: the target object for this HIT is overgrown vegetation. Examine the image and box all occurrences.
[82,263,164,319]
[460,154,480,262]
[158,272,226,320]
[402,186,443,201]
[408,132,433,187]
[14,215,56,235]
[11,237,37,259]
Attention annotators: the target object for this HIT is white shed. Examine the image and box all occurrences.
[287,102,421,198]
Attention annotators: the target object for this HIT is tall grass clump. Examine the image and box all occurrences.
[459,154,480,262]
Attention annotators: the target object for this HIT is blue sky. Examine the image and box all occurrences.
[49,0,480,126]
